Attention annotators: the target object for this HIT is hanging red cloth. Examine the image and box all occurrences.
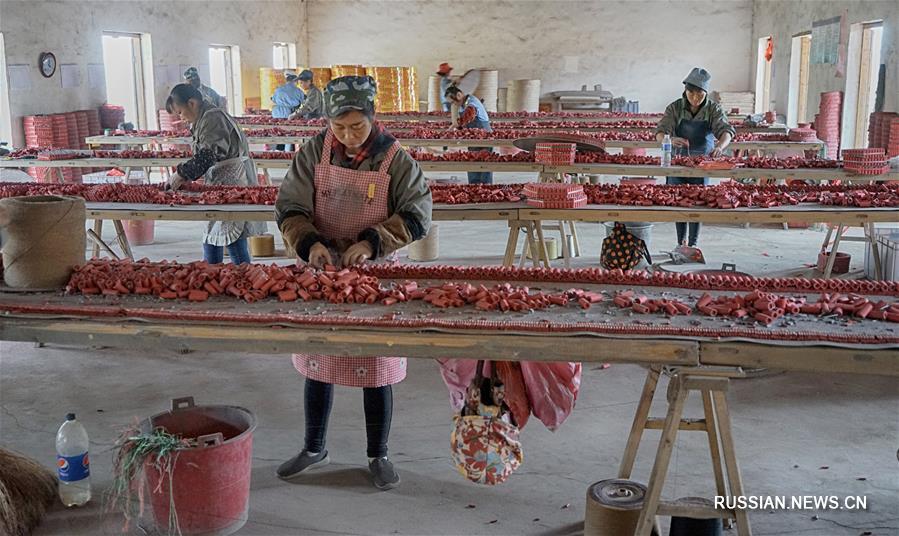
[765,37,774,62]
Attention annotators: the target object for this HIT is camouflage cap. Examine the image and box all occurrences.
[183,67,200,80]
[324,75,378,118]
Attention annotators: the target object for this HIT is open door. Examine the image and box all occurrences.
[102,32,155,129]
[0,32,12,145]
[754,36,773,114]
[209,45,242,115]
[787,33,811,127]
[841,21,883,149]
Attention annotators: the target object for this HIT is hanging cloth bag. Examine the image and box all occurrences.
[450,361,523,485]
[601,222,652,270]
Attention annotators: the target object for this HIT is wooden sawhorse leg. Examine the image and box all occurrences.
[112,220,135,260]
[620,367,750,535]
[91,219,104,258]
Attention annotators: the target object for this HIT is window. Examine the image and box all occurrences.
[102,32,156,129]
[209,45,243,115]
[787,33,811,127]
[754,36,773,114]
[273,42,297,70]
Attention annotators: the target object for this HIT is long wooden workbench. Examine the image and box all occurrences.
[83,135,815,153]
[0,269,895,536]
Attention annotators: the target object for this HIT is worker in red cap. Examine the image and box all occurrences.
[436,63,453,112]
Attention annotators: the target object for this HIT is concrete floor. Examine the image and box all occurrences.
[2,206,898,535]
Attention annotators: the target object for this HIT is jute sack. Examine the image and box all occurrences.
[0,195,86,288]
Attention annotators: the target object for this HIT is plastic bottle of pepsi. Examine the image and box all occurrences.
[56,413,91,506]
[661,134,672,167]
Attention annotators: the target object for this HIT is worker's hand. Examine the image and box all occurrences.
[287,112,298,120]
[167,172,187,191]
[709,146,725,158]
[308,242,332,269]
[671,137,691,149]
[341,241,374,267]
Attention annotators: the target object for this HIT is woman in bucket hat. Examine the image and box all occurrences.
[655,67,735,248]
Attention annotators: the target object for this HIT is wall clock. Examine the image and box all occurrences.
[39,52,57,78]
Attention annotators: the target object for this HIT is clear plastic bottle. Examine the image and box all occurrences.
[56,413,91,506]
[661,134,672,167]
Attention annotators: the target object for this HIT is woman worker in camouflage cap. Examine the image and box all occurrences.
[275,75,432,490]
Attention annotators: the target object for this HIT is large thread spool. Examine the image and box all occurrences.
[249,234,275,257]
[668,497,724,536]
[0,195,85,289]
[473,69,499,112]
[507,79,541,112]
[497,87,508,112]
[408,224,439,262]
[584,479,659,536]
[427,75,443,112]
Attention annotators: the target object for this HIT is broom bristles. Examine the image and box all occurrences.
[0,448,57,536]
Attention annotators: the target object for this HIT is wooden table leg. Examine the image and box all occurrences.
[568,220,581,256]
[534,221,551,269]
[634,375,689,536]
[112,220,134,260]
[525,222,540,269]
[56,167,65,184]
[91,219,104,258]
[557,221,571,269]
[866,223,883,280]
[702,389,730,525]
[618,366,661,479]
[823,224,845,278]
[713,390,752,536]
[503,222,521,267]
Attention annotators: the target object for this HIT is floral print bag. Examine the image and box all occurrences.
[450,361,523,485]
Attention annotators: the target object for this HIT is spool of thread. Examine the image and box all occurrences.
[428,75,443,112]
[497,87,508,112]
[668,497,724,536]
[249,234,275,257]
[507,79,541,112]
[584,479,659,536]
[408,224,439,262]
[473,69,499,112]
[0,195,86,289]
[525,237,558,261]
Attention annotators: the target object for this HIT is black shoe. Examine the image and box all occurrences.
[369,457,400,490]
[277,450,329,479]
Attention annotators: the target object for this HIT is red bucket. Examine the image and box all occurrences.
[123,220,155,246]
[142,397,256,535]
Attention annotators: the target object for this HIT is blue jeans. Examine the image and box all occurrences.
[203,237,252,264]
[666,176,708,246]
[467,147,494,184]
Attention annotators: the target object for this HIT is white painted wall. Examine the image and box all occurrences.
[751,0,899,118]
[306,0,753,112]
[0,0,303,146]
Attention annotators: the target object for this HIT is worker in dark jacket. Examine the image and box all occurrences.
[655,67,735,247]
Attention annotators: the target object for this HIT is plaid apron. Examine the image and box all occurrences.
[292,130,406,387]
[203,156,268,246]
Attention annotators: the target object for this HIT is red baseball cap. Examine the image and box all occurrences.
[437,63,453,75]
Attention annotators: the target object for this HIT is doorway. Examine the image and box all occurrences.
[102,32,155,129]
[754,36,773,114]
[842,22,883,148]
[787,33,811,127]
[0,32,12,145]
[209,45,242,115]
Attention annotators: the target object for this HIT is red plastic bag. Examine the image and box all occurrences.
[521,361,582,431]
[495,361,530,429]
[437,359,580,431]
